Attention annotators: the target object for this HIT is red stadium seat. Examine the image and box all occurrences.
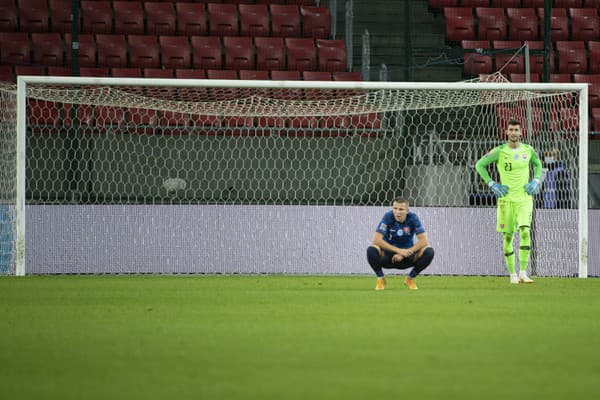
[522,0,544,5]
[490,0,520,5]
[509,73,541,82]
[570,13,600,41]
[461,0,490,5]
[190,36,223,70]
[0,32,30,65]
[79,67,109,77]
[31,33,64,67]
[46,66,71,76]
[96,34,127,68]
[300,6,332,39]
[573,74,600,107]
[207,3,239,36]
[223,36,255,71]
[270,4,301,38]
[48,0,72,33]
[461,40,493,75]
[14,65,45,76]
[506,8,539,41]
[493,40,524,74]
[537,8,570,41]
[0,65,14,82]
[159,36,192,69]
[549,73,572,82]
[554,0,583,6]
[111,67,142,77]
[589,41,600,74]
[254,37,286,71]
[556,41,588,74]
[332,71,362,81]
[443,8,475,42]
[239,4,270,37]
[18,0,49,33]
[239,70,269,80]
[316,39,347,72]
[80,0,113,34]
[0,2,17,32]
[207,69,238,80]
[113,1,144,35]
[143,68,174,79]
[145,2,176,35]
[176,2,207,36]
[475,8,507,41]
[302,71,332,80]
[285,38,317,72]
[64,33,96,67]
[128,35,160,68]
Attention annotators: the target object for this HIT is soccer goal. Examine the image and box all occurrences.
[0,77,589,277]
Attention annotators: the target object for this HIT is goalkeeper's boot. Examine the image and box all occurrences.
[510,274,519,284]
[375,277,386,291]
[518,272,534,284]
[404,277,418,290]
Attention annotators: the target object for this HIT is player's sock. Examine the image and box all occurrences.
[366,246,385,278]
[519,226,531,275]
[503,233,516,275]
[409,247,434,278]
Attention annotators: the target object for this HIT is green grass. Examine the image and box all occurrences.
[1,275,600,400]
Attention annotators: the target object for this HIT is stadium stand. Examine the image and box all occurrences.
[190,36,223,70]
[113,1,144,35]
[145,2,177,35]
[254,36,285,71]
[175,2,208,36]
[31,32,63,67]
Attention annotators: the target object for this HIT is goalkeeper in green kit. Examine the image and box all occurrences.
[475,119,542,284]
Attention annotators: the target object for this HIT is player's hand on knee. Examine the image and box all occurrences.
[524,178,541,195]
[488,181,509,197]
[392,254,404,263]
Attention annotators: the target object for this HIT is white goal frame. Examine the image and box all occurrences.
[13,76,589,277]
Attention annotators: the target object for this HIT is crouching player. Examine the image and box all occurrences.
[367,197,435,290]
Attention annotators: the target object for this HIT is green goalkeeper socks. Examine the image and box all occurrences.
[519,227,531,275]
[503,233,516,275]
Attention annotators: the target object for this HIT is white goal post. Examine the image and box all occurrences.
[0,76,589,277]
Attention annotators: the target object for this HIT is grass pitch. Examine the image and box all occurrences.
[1,275,599,400]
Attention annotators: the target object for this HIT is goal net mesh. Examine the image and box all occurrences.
[0,76,584,276]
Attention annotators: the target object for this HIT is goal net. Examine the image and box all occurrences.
[0,76,589,276]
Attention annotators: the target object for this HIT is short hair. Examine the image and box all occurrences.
[507,119,521,127]
[391,196,409,206]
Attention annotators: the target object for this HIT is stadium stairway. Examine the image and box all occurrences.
[334,0,463,82]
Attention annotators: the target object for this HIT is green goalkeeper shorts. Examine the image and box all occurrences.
[496,197,533,233]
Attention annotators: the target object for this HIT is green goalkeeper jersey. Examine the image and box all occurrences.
[475,143,542,202]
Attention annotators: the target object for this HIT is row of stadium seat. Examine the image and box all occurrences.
[430,0,599,8]
[0,1,331,38]
[444,7,600,42]
[0,33,347,72]
[0,65,361,82]
[462,40,600,75]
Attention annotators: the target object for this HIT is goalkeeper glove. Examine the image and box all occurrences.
[488,181,509,197]
[524,178,541,195]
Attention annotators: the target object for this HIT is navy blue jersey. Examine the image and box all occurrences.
[375,210,425,249]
